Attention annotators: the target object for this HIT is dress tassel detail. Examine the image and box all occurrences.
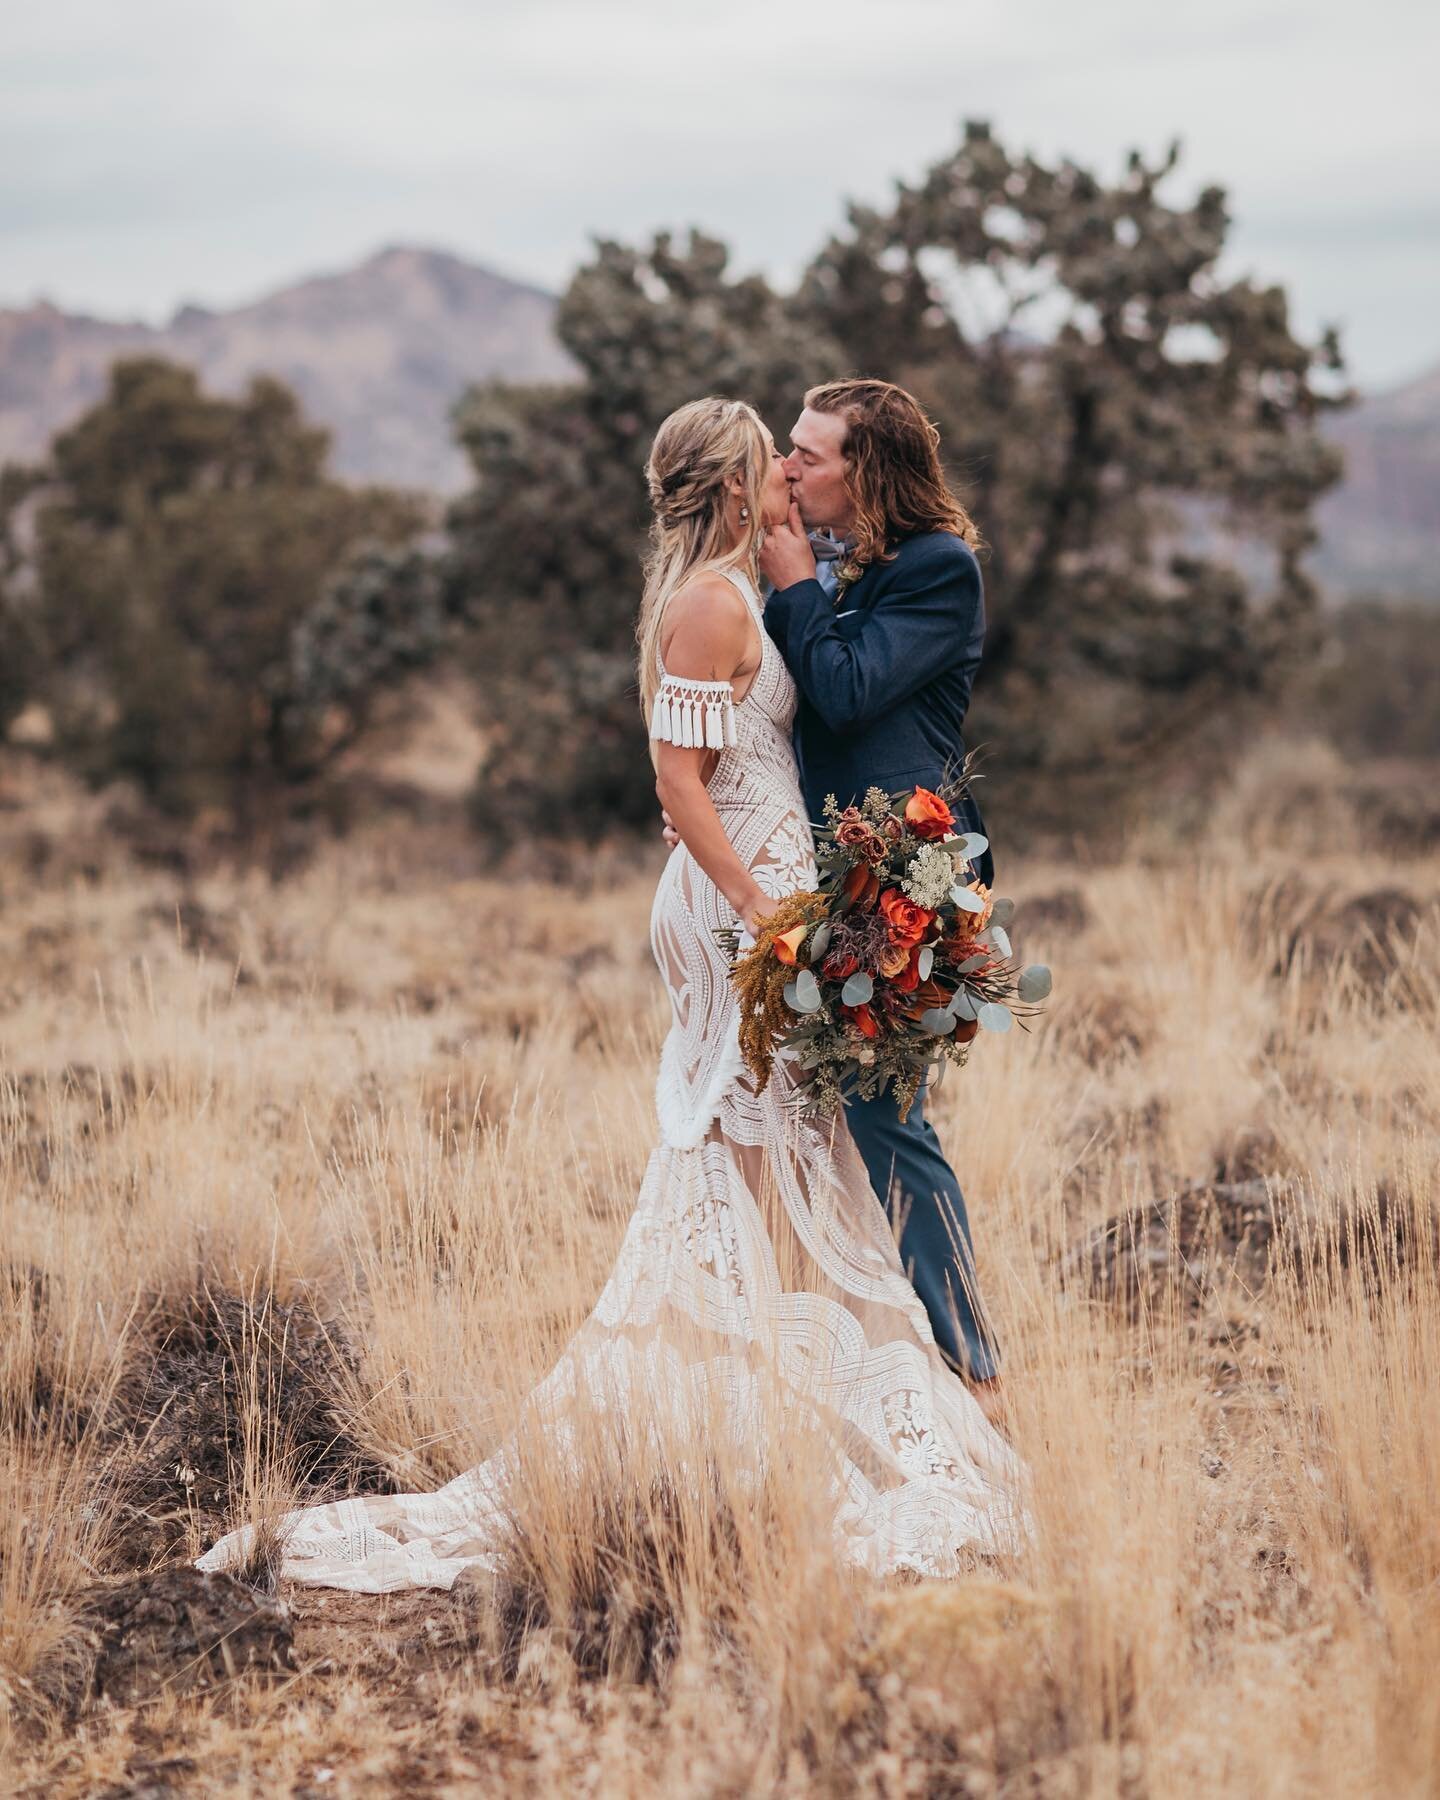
[650,674,739,752]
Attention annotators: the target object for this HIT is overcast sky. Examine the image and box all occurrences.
[4,0,1437,390]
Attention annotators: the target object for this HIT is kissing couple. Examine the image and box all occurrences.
[198,379,1032,1595]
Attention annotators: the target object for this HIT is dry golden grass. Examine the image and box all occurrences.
[1,735,1438,1796]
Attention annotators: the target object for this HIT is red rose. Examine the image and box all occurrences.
[823,950,860,981]
[892,947,922,993]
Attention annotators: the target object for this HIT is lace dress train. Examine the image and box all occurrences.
[196,568,1031,1593]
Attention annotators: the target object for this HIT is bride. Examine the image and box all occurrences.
[196,397,1031,1594]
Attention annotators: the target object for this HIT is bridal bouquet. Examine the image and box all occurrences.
[723,778,1051,1122]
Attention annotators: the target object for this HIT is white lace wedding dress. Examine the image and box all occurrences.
[196,568,1031,1593]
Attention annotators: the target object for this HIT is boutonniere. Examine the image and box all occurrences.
[832,557,863,605]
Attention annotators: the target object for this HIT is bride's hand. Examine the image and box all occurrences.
[738,888,772,938]
[757,498,817,592]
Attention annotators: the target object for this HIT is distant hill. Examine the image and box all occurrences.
[0,245,576,493]
[1,246,1436,594]
[1313,362,1440,599]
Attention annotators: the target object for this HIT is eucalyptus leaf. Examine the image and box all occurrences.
[807,921,832,963]
[977,1001,1013,1033]
[921,1008,957,1035]
[841,971,874,1007]
[956,831,989,863]
[794,968,823,1012]
[990,897,1016,929]
[1017,964,1053,1003]
[917,945,934,981]
[783,980,802,1013]
[956,952,989,974]
[951,886,986,914]
[952,989,979,1022]
[989,925,1012,960]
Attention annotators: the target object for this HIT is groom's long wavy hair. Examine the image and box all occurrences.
[636,397,770,752]
[804,378,983,568]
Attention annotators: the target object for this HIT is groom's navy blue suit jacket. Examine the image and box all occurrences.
[764,530,995,890]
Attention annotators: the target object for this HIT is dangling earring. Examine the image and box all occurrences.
[739,504,750,523]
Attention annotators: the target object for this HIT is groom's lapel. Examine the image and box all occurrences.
[840,557,882,614]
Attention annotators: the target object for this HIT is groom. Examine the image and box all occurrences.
[665,377,1007,1425]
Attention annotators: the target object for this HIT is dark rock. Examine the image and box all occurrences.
[1061,993,1150,1063]
[1062,1178,1286,1312]
[1284,1183,1440,1298]
[140,896,239,961]
[1276,886,1430,989]
[1212,1125,1297,1185]
[1018,887,1092,940]
[1067,1175,1440,1315]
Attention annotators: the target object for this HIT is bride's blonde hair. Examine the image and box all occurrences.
[636,397,770,742]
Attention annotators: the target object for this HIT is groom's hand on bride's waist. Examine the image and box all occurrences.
[661,807,680,851]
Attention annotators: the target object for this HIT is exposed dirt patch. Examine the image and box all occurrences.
[41,1568,294,1718]
[104,1287,396,1568]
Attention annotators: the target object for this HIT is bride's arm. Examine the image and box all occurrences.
[653,577,771,936]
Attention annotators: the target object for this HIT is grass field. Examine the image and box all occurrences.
[2,737,1437,1796]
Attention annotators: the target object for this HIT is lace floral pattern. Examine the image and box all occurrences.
[195,568,1032,1595]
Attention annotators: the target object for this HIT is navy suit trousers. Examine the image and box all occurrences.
[842,1079,1001,1382]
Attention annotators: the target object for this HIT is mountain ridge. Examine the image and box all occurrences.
[0,245,576,493]
[1,246,1435,595]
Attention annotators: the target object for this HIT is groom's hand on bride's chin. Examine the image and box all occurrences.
[758,497,818,591]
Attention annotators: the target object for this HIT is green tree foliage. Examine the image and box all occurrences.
[446,234,842,830]
[0,464,47,733]
[16,357,430,822]
[798,122,1351,799]
[449,123,1350,834]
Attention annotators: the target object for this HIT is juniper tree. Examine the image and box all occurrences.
[796,121,1352,807]
[445,122,1352,834]
[17,357,429,825]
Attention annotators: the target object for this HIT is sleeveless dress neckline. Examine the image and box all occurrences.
[656,565,767,711]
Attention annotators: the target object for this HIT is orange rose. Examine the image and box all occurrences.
[843,1003,880,1039]
[892,947,922,993]
[903,788,955,841]
[772,924,808,966]
[879,887,935,947]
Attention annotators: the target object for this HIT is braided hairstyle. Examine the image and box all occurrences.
[636,397,770,744]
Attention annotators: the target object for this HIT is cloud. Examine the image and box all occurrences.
[3,0,1436,384]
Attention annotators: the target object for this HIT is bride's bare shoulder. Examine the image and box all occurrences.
[660,572,754,668]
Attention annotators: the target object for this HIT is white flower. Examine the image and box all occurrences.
[900,843,955,910]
